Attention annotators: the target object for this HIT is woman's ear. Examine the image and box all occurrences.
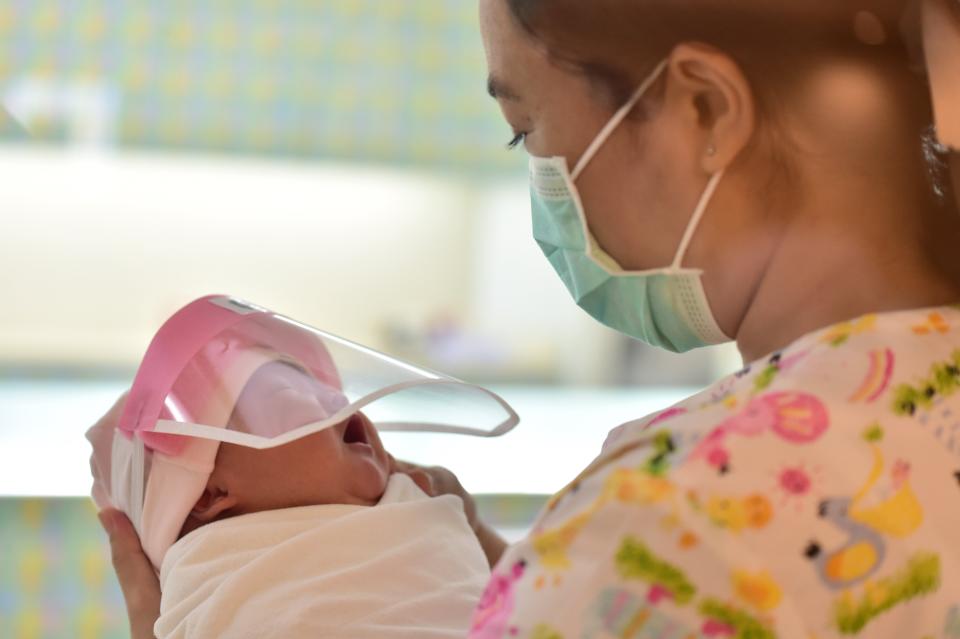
[665,43,757,173]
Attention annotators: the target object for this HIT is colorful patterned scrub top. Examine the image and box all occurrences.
[468,306,960,639]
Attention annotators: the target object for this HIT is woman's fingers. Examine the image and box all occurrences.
[98,508,161,639]
[389,460,480,530]
[377,458,508,565]
[406,469,436,495]
[390,457,420,474]
[389,458,438,495]
[390,458,435,494]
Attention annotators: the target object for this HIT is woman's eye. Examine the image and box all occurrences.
[506,132,526,150]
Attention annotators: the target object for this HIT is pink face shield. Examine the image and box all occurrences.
[89,295,519,570]
[121,295,518,452]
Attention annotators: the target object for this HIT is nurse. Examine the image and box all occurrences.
[99,0,960,637]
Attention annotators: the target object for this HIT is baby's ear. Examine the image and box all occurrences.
[188,486,237,523]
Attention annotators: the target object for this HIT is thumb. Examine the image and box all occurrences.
[98,509,161,624]
[99,509,148,569]
[405,469,435,496]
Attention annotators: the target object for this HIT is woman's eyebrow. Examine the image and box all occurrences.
[487,74,521,102]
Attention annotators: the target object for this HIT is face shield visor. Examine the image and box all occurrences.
[118,295,519,455]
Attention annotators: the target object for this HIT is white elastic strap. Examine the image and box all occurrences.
[152,379,520,448]
[154,410,520,449]
[571,60,670,181]
[129,434,145,534]
[671,169,725,269]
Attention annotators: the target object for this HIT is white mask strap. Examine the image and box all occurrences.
[571,59,669,181]
[671,169,725,269]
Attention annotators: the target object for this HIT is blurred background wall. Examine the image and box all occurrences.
[0,1,742,637]
[0,0,740,386]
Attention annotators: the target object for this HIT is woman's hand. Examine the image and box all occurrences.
[390,456,479,529]
[389,456,508,567]
[98,509,161,639]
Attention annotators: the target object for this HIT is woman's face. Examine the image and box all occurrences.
[481,0,704,267]
[478,0,766,338]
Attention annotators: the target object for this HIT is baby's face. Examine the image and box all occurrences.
[214,410,391,513]
[207,360,392,515]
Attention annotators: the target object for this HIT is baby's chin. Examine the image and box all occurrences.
[347,454,392,505]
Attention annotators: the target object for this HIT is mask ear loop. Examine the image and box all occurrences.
[671,169,725,270]
[564,57,726,272]
[571,59,669,181]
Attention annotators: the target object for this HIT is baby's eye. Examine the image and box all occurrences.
[506,132,526,150]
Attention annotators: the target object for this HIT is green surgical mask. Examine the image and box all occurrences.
[529,60,731,353]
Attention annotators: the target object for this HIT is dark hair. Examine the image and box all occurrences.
[506,1,919,102]
[505,0,954,200]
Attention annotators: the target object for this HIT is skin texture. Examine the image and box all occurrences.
[482,0,960,362]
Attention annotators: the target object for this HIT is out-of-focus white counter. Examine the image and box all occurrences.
[0,377,697,497]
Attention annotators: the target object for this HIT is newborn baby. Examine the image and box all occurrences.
[177,360,397,536]
[88,346,490,638]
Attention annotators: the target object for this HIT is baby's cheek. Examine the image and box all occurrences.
[258,435,343,503]
[294,427,343,461]
[350,457,392,504]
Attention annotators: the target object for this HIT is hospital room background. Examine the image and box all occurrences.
[0,2,741,637]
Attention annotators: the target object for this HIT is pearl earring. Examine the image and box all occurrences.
[706,144,717,157]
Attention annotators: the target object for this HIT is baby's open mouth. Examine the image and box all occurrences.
[342,414,369,446]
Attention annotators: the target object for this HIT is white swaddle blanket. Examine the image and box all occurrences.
[155,473,490,638]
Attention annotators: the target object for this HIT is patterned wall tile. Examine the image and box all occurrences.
[0,1,525,174]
